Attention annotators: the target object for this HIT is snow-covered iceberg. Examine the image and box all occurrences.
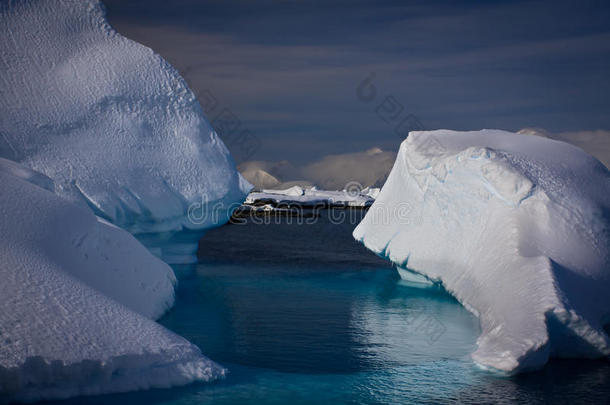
[0,0,250,263]
[0,163,224,403]
[354,129,610,374]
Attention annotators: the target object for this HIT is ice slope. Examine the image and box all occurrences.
[0,0,250,261]
[0,159,175,320]
[0,165,224,403]
[354,129,610,374]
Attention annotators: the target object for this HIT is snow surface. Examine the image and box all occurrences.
[0,0,250,262]
[354,129,610,374]
[0,164,224,403]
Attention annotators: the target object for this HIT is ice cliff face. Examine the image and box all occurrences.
[0,0,250,262]
[354,129,610,374]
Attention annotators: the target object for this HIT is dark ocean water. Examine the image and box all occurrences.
[53,210,610,404]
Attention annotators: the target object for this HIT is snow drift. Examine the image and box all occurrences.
[0,164,224,403]
[0,0,250,262]
[354,129,610,374]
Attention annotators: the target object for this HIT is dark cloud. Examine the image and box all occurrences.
[103,0,610,163]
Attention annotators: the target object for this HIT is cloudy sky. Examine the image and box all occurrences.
[104,0,610,164]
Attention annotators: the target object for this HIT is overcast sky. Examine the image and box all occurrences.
[104,0,610,164]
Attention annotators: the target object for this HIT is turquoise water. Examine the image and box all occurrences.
[54,210,610,404]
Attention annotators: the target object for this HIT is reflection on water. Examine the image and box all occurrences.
[163,262,478,375]
[53,209,610,404]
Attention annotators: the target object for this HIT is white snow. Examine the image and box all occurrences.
[0,0,250,262]
[0,164,224,403]
[354,129,610,374]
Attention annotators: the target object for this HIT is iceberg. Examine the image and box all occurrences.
[354,129,610,374]
[0,0,250,263]
[0,164,224,403]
